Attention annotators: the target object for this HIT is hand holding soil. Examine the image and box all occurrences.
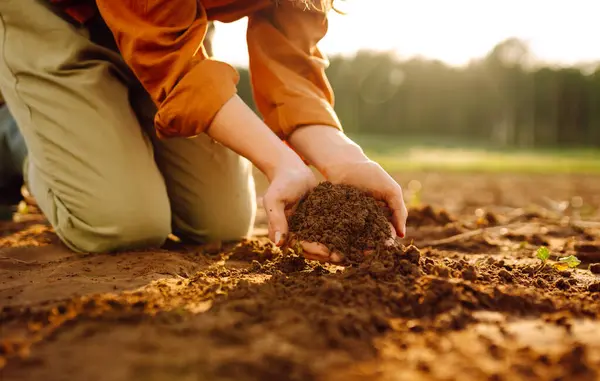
[287,181,400,264]
[293,223,397,263]
[324,159,408,238]
[287,126,408,240]
[282,157,408,263]
[262,165,318,245]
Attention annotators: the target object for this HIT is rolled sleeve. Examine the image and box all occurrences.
[155,59,239,138]
[247,1,342,138]
[96,0,239,138]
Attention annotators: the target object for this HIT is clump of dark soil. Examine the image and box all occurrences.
[575,242,600,262]
[288,182,392,262]
[590,263,600,274]
[407,205,455,228]
[227,239,279,263]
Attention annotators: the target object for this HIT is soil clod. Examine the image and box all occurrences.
[288,182,392,263]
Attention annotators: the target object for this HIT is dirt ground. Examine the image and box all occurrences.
[1,172,600,381]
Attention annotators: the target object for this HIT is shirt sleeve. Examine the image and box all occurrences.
[96,0,240,138]
[247,1,342,139]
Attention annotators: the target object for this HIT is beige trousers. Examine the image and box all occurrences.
[0,0,256,252]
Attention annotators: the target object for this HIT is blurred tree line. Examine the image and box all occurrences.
[237,38,600,148]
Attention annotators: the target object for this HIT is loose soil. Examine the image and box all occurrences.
[288,181,392,262]
[1,172,600,381]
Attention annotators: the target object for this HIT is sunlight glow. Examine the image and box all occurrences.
[212,0,600,67]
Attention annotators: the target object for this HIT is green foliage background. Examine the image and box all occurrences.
[237,38,600,148]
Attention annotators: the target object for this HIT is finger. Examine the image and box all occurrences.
[386,188,408,238]
[394,207,408,238]
[297,241,346,264]
[263,195,288,246]
[284,200,301,219]
[388,222,397,239]
[300,241,331,260]
[329,251,344,263]
[376,201,393,219]
[386,222,398,246]
[303,253,330,263]
[303,250,344,264]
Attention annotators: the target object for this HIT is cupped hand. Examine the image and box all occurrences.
[298,159,408,263]
[263,165,318,246]
[326,159,408,236]
[288,222,398,263]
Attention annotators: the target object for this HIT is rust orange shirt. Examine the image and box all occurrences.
[90,0,342,139]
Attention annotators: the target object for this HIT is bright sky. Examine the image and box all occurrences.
[212,0,600,67]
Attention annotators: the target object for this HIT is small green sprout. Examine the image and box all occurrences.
[535,246,551,272]
[535,246,581,272]
[536,246,550,262]
[554,255,582,271]
[559,255,581,268]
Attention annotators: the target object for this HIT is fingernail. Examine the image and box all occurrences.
[274,231,282,245]
[330,253,342,263]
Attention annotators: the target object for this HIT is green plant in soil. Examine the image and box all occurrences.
[554,255,582,271]
[536,246,551,263]
[535,246,581,272]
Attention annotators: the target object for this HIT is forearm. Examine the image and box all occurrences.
[207,95,307,181]
[287,125,369,178]
[247,2,342,138]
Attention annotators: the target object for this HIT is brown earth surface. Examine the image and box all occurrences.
[1,172,600,381]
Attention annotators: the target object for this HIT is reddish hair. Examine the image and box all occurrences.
[284,0,341,13]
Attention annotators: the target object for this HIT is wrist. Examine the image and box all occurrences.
[207,95,307,182]
[261,148,309,182]
[288,125,370,177]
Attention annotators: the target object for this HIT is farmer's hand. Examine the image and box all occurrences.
[325,159,407,238]
[264,164,318,245]
[288,161,403,263]
[290,221,398,263]
[205,95,318,245]
[288,125,408,263]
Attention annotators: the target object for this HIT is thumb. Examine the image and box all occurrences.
[263,195,289,246]
[385,188,408,238]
